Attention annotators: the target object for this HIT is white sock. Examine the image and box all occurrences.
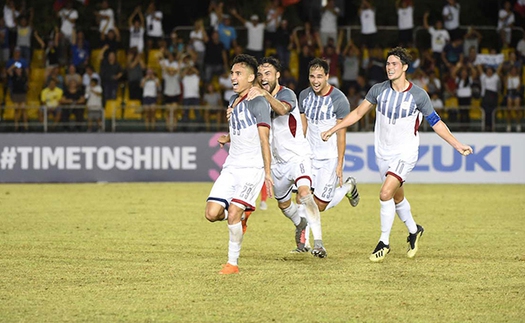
[297,205,310,247]
[379,199,396,245]
[300,194,322,241]
[325,185,349,210]
[281,202,301,226]
[227,222,243,266]
[396,198,417,234]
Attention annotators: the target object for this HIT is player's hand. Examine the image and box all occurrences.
[217,134,230,148]
[264,174,274,198]
[246,87,264,101]
[320,130,332,142]
[226,106,233,122]
[458,145,473,156]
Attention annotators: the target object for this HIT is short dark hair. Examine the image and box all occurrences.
[231,54,258,79]
[259,56,281,73]
[387,47,412,66]
[308,57,329,74]
[90,78,99,85]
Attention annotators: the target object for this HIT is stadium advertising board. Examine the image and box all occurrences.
[0,133,523,183]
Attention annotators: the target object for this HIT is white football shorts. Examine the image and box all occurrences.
[272,156,312,202]
[376,152,418,184]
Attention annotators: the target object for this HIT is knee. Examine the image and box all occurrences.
[204,210,219,222]
[379,190,393,202]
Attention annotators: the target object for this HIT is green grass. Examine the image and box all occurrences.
[0,183,524,322]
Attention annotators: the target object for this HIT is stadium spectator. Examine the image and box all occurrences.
[441,38,464,72]
[516,32,525,61]
[82,65,100,90]
[208,1,223,31]
[205,54,272,275]
[180,65,202,132]
[70,33,90,75]
[95,0,115,36]
[203,30,228,84]
[100,28,120,57]
[279,68,297,93]
[319,0,340,47]
[65,64,82,89]
[359,0,377,49]
[189,19,208,72]
[202,82,222,131]
[7,61,28,131]
[463,26,482,58]
[6,46,29,75]
[396,0,414,47]
[503,65,522,132]
[128,6,145,54]
[366,46,386,86]
[141,68,160,131]
[145,2,163,51]
[426,69,442,97]
[0,17,9,66]
[3,0,18,53]
[340,40,360,94]
[477,64,501,131]
[15,9,35,61]
[264,0,283,48]
[217,13,237,51]
[452,62,474,130]
[423,11,450,74]
[39,78,63,129]
[46,65,64,89]
[321,47,472,263]
[126,47,145,101]
[230,9,265,61]
[292,29,317,91]
[58,0,77,44]
[60,79,85,131]
[159,50,181,131]
[274,19,292,70]
[498,1,515,50]
[317,34,342,88]
[99,45,123,101]
[443,0,461,41]
[218,69,234,107]
[85,77,103,132]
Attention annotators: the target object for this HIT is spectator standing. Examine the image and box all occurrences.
[99,46,123,102]
[441,38,464,73]
[46,66,65,89]
[65,64,82,88]
[0,17,9,66]
[203,30,228,84]
[15,9,35,61]
[100,28,120,57]
[442,0,461,41]
[274,19,292,70]
[3,0,18,53]
[60,79,85,131]
[230,9,265,60]
[208,1,223,31]
[85,78,103,132]
[497,1,515,49]
[128,6,145,54]
[202,83,222,131]
[82,65,100,90]
[396,0,414,47]
[218,69,234,107]
[6,46,29,75]
[159,50,181,131]
[95,0,115,36]
[145,2,163,51]
[264,0,283,48]
[319,0,340,47]
[7,62,28,131]
[39,78,63,129]
[516,33,525,61]
[341,40,361,93]
[126,48,145,101]
[463,26,482,58]
[424,11,450,73]
[189,19,208,71]
[503,65,521,132]
[58,0,78,44]
[477,64,501,131]
[452,62,474,129]
[71,32,90,75]
[359,0,377,49]
[180,65,202,132]
[141,68,160,131]
[217,14,237,52]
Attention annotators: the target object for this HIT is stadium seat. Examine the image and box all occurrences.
[289,50,299,79]
[470,98,483,120]
[91,49,102,73]
[31,49,45,68]
[123,100,143,120]
[104,99,122,120]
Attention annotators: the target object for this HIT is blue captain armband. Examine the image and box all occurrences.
[425,111,441,127]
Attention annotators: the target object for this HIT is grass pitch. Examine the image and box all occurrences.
[0,183,524,322]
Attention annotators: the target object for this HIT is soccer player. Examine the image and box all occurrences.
[246,57,326,257]
[321,47,473,262]
[205,54,273,275]
[298,58,360,215]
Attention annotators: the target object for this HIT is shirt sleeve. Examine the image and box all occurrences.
[248,96,271,127]
[364,82,384,105]
[332,89,350,119]
[297,89,307,113]
[275,87,297,111]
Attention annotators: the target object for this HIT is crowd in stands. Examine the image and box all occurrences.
[0,0,524,132]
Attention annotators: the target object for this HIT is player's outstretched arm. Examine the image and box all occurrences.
[321,99,374,141]
[432,120,473,156]
[335,119,346,187]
